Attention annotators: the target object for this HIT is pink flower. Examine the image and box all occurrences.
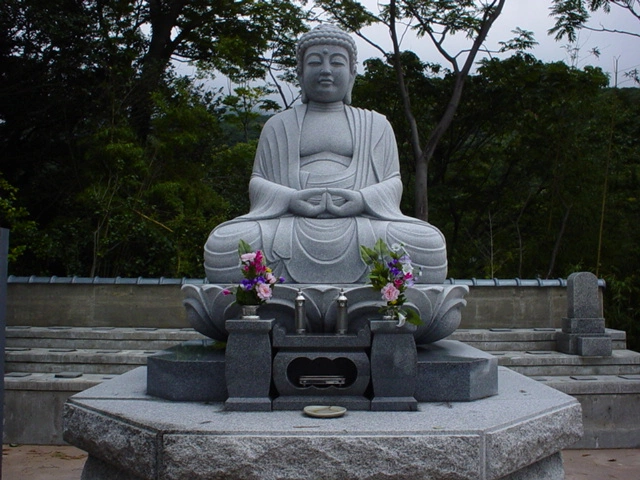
[265,272,277,284]
[256,282,272,301]
[222,289,232,296]
[240,252,257,263]
[381,283,400,303]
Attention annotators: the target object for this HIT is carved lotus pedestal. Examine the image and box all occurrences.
[182,283,469,344]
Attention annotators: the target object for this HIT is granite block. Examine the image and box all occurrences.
[63,402,158,479]
[273,350,370,398]
[415,340,498,402]
[225,397,272,411]
[485,400,582,479]
[65,367,582,480]
[225,318,274,407]
[561,317,606,334]
[557,332,613,356]
[578,336,613,357]
[146,341,226,402]
[272,323,370,348]
[370,321,417,407]
[566,272,601,318]
[272,395,370,410]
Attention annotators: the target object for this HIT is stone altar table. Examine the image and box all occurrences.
[64,366,582,480]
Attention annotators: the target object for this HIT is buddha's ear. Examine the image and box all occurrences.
[299,75,308,104]
[344,71,356,105]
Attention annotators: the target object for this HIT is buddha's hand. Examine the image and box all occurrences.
[326,188,365,217]
[289,188,328,217]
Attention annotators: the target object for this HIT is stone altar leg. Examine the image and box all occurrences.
[225,318,274,411]
[370,320,418,411]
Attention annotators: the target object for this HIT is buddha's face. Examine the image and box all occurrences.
[301,44,354,104]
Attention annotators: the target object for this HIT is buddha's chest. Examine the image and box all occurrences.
[300,111,353,157]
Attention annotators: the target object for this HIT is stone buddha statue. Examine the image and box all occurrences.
[204,24,447,285]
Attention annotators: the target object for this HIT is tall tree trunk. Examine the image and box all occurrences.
[130,0,185,140]
[401,0,506,221]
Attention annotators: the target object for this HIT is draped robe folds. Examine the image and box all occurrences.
[204,104,447,284]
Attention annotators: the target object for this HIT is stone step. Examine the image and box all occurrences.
[450,328,627,351]
[5,348,161,374]
[6,326,628,350]
[533,373,640,394]
[532,374,640,449]
[493,349,640,376]
[5,326,205,350]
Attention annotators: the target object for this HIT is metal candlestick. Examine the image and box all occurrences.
[336,289,348,335]
[295,289,306,334]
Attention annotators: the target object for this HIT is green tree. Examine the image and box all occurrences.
[317,0,536,220]
[550,0,640,42]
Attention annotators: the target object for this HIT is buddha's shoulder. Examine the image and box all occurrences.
[345,105,391,126]
[261,107,300,130]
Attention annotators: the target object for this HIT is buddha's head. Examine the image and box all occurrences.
[296,24,358,105]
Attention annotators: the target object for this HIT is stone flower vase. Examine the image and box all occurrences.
[241,304,260,319]
[369,318,418,411]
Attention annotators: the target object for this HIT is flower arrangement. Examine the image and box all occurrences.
[360,238,421,327]
[223,239,284,306]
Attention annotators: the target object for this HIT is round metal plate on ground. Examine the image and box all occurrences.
[303,405,347,418]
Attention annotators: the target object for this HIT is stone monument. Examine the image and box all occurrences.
[556,271,612,356]
[183,24,468,345]
[173,24,487,411]
[63,25,583,479]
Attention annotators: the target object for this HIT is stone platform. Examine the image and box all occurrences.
[63,366,582,480]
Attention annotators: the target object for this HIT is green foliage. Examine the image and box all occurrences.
[603,272,640,352]
[0,174,40,262]
[549,0,622,41]
[355,53,639,347]
[207,141,258,219]
[3,76,231,278]
[221,85,280,143]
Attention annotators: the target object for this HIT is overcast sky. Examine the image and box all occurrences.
[353,1,640,88]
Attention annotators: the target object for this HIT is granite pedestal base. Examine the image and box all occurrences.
[146,338,497,408]
[63,367,582,480]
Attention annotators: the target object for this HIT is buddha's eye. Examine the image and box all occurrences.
[330,54,348,67]
[305,54,322,67]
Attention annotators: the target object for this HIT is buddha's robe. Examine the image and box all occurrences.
[204,104,447,284]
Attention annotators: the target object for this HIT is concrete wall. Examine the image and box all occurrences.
[6,280,587,329]
[7,284,186,329]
